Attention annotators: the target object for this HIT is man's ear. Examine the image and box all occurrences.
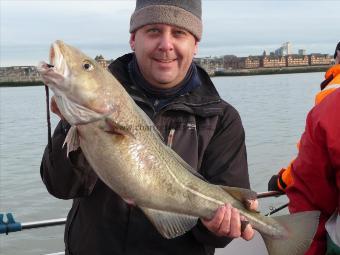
[129,33,136,51]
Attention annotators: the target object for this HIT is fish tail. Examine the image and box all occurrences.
[260,211,320,255]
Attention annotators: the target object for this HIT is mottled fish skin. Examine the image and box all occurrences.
[38,41,320,255]
[79,118,280,232]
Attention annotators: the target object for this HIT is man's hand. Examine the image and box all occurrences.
[201,203,256,240]
[51,96,65,120]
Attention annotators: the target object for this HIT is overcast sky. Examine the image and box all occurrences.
[1,0,339,66]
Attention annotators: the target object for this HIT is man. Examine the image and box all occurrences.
[41,1,255,254]
[286,75,340,254]
[268,41,340,192]
[269,42,340,254]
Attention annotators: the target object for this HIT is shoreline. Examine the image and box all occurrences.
[0,81,44,87]
[213,65,329,77]
[0,66,330,87]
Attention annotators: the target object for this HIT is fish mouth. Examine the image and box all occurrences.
[49,41,68,76]
[50,41,63,71]
[37,41,69,93]
[37,41,64,72]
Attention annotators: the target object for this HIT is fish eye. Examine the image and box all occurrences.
[82,61,94,71]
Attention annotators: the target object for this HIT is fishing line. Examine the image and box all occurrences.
[265,203,289,216]
[257,191,288,216]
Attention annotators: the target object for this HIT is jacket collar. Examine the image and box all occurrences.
[108,53,223,117]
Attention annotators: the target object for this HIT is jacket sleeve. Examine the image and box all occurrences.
[268,160,294,192]
[40,120,98,199]
[192,103,250,248]
[286,90,340,254]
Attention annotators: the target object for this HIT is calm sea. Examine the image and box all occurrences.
[0,73,322,255]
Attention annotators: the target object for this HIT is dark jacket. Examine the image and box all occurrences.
[40,53,250,255]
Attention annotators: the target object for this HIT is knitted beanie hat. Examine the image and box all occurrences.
[130,0,202,41]
[334,41,340,59]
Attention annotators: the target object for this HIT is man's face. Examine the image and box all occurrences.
[130,24,198,89]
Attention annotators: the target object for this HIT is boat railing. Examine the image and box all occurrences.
[1,190,286,255]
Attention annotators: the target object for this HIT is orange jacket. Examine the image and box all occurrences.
[277,64,340,191]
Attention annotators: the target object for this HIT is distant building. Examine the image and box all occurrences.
[237,56,261,69]
[194,52,332,73]
[286,54,309,67]
[283,42,293,55]
[223,55,239,69]
[94,55,115,69]
[95,55,108,69]
[274,42,293,56]
[274,48,284,56]
[298,49,306,55]
[309,54,333,66]
[261,56,286,68]
[194,57,224,75]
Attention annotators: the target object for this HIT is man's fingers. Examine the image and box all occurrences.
[249,199,259,211]
[216,203,232,236]
[201,203,256,241]
[245,199,259,212]
[201,205,226,233]
[228,208,241,238]
[240,220,250,233]
[241,220,255,241]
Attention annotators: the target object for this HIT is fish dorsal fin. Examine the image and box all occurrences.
[219,186,257,202]
[63,126,80,156]
[140,206,198,239]
[163,144,207,181]
[219,186,258,212]
[135,102,206,181]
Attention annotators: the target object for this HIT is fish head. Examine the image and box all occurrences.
[38,40,119,125]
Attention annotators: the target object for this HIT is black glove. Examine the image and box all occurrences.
[268,175,280,191]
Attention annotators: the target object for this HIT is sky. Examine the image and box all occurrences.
[1,0,339,67]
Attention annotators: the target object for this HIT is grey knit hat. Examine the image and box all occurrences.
[130,0,202,41]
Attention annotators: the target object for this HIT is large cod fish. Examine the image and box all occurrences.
[38,40,319,255]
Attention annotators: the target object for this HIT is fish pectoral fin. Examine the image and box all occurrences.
[101,117,135,138]
[62,126,80,157]
[140,207,198,239]
[219,186,259,212]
